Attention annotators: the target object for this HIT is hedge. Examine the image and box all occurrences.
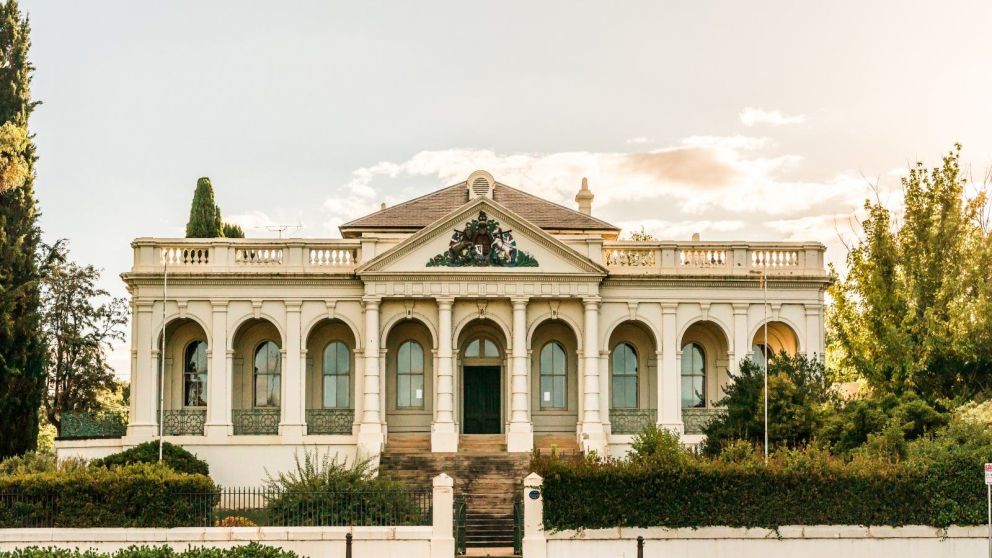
[532,451,990,530]
[0,463,218,528]
[0,543,298,558]
[92,442,210,476]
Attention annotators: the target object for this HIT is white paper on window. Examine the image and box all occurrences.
[543,391,551,402]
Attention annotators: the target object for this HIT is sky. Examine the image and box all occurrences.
[20,1,992,377]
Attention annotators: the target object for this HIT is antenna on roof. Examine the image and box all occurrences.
[253,222,303,239]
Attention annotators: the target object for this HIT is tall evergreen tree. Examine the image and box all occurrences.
[185,177,223,237]
[0,0,47,459]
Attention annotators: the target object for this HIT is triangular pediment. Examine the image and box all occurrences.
[356,197,608,277]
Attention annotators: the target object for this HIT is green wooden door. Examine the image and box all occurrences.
[463,366,501,434]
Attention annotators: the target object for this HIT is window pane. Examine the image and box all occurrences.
[337,344,349,373]
[552,343,565,376]
[626,379,637,408]
[484,340,498,358]
[540,345,552,376]
[337,376,349,408]
[323,375,335,408]
[692,345,704,373]
[681,376,694,408]
[540,377,552,408]
[270,374,281,407]
[611,378,624,408]
[255,375,268,407]
[553,376,565,408]
[466,340,479,357]
[680,347,692,374]
[398,342,410,373]
[410,342,424,373]
[412,374,424,405]
[398,374,410,407]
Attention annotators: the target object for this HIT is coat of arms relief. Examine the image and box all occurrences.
[426,211,539,267]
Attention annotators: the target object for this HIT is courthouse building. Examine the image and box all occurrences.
[57,170,829,486]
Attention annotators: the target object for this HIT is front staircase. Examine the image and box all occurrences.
[379,434,537,551]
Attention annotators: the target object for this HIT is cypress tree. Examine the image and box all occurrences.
[0,0,46,459]
[222,222,244,238]
[185,177,222,237]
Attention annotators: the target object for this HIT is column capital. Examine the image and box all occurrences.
[804,303,823,315]
[361,295,381,307]
[582,297,602,309]
[135,301,154,312]
[732,303,749,314]
[285,299,303,312]
[210,299,229,311]
[436,296,455,308]
[510,296,530,308]
[661,302,678,314]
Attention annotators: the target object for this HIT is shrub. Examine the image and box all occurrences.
[0,543,299,558]
[215,515,257,527]
[0,452,86,476]
[0,462,217,528]
[532,438,986,530]
[263,450,425,526]
[92,441,209,476]
[629,424,689,467]
[818,392,949,456]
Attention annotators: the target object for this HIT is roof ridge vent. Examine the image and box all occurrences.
[466,170,495,200]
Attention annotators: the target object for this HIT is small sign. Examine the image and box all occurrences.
[543,392,551,402]
[528,489,540,500]
[415,389,423,400]
[985,463,992,485]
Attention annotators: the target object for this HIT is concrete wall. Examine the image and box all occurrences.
[0,527,433,558]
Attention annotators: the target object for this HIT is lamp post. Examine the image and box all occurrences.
[749,266,769,462]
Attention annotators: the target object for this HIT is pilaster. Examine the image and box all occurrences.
[507,297,534,452]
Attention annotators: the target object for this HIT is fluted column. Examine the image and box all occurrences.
[507,297,533,452]
[581,298,606,453]
[659,304,682,432]
[358,296,384,456]
[204,300,231,438]
[432,297,458,452]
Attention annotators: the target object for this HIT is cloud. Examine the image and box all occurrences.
[625,136,650,145]
[739,107,807,127]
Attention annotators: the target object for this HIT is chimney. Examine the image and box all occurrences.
[380,202,386,211]
[575,177,594,215]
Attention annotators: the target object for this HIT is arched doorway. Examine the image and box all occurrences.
[458,320,507,434]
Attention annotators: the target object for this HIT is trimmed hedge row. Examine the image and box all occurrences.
[533,451,989,530]
[92,442,210,477]
[0,463,217,528]
[0,543,297,558]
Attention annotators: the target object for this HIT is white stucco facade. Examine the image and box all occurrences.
[56,171,830,484]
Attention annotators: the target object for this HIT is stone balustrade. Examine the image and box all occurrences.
[602,241,826,276]
[131,238,362,274]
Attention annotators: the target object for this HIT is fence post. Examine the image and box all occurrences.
[431,473,455,558]
[346,532,352,558]
[523,473,547,558]
[637,535,644,558]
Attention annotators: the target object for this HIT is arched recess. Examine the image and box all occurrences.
[456,318,508,434]
[231,318,283,435]
[305,319,358,434]
[750,320,801,360]
[227,311,285,349]
[158,318,210,435]
[680,320,731,410]
[530,319,579,434]
[607,320,658,412]
[384,318,434,433]
[380,312,438,350]
[526,312,584,353]
[601,315,660,356]
[453,312,512,354]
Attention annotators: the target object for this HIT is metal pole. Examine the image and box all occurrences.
[987,483,990,558]
[158,257,168,462]
[763,266,769,463]
[346,532,353,558]
[637,535,644,558]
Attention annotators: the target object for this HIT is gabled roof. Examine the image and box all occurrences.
[339,181,619,238]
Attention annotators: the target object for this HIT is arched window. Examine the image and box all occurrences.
[253,341,281,407]
[539,342,566,409]
[752,343,770,367]
[611,343,638,409]
[681,343,705,409]
[397,340,424,408]
[322,341,350,408]
[464,337,499,359]
[183,341,208,407]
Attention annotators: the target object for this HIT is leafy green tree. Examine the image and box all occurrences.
[0,0,47,460]
[702,352,833,455]
[185,177,223,237]
[829,145,992,399]
[40,244,128,433]
[222,222,244,238]
[817,392,948,455]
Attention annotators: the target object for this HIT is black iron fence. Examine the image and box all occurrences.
[0,487,433,528]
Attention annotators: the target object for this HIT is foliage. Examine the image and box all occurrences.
[0,543,298,558]
[263,450,424,526]
[629,424,689,467]
[0,0,47,460]
[702,352,833,455]
[532,425,992,530]
[625,227,656,241]
[0,462,217,528]
[829,145,992,399]
[40,243,128,433]
[0,451,86,476]
[221,222,244,238]
[91,441,210,477]
[953,399,992,427]
[185,177,224,238]
[215,515,256,527]
[817,392,949,456]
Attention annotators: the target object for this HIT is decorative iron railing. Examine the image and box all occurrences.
[453,494,467,555]
[0,487,433,528]
[305,408,354,435]
[58,411,127,440]
[232,408,280,435]
[162,409,207,436]
[609,408,658,435]
[682,407,726,435]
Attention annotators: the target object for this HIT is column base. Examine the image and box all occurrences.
[203,423,232,440]
[506,422,534,452]
[357,424,385,458]
[579,423,607,455]
[125,423,159,442]
[431,423,458,453]
[658,420,685,435]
